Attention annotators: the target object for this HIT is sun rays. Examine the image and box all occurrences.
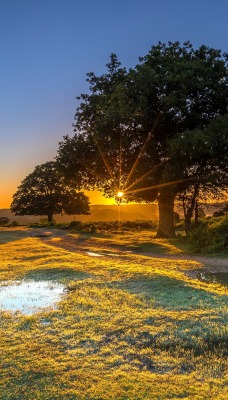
[85,112,193,206]
[122,112,162,193]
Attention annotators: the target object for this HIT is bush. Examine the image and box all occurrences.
[47,221,56,227]
[68,221,83,230]
[9,221,19,227]
[0,217,9,225]
[189,216,228,253]
[213,210,225,217]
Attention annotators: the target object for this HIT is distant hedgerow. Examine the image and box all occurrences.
[67,220,157,232]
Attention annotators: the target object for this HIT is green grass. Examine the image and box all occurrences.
[0,227,227,399]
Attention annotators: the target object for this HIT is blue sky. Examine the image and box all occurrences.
[0,0,227,207]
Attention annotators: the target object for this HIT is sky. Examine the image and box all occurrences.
[0,0,227,208]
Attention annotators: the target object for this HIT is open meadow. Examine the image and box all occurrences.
[0,227,227,399]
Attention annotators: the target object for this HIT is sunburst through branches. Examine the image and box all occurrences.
[85,113,193,210]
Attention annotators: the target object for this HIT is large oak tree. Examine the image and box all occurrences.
[57,42,228,237]
[11,162,90,222]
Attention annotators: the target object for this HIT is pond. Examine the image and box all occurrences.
[197,272,228,287]
[0,280,65,315]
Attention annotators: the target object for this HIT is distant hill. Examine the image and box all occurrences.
[0,204,159,224]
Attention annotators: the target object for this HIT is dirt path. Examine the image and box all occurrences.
[29,228,228,273]
[141,252,228,271]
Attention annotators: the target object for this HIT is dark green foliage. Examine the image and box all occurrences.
[189,216,228,253]
[10,162,90,222]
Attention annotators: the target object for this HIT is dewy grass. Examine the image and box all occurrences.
[0,227,227,399]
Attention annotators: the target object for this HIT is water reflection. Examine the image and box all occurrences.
[0,280,65,315]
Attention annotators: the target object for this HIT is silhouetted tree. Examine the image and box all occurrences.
[11,162,90,222]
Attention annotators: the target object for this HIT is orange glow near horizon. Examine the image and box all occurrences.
[1,185,226,211]
[85,190,116,206]
[0,188,116,210]
[1,187,14,209]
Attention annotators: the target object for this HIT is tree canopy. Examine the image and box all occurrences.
[57,41,228,237]
[11,161,90,222]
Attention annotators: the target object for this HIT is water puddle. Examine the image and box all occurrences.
[197,272,228,287]
[103,252,119,257]
[86,251,103,257]
[86,250,121,257]
[0,280,65,315]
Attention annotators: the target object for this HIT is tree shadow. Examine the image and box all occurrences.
[129,236,188,255]
[115,275,227,311]
[0,228,29,245]
[23,267,92,282]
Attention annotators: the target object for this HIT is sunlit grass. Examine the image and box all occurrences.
[0,227,227,399]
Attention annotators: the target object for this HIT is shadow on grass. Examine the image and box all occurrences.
[129,237,188,255]
[0,228,28,245]
[23,267,92,282]
[116,275,227,311]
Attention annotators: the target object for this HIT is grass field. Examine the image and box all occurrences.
[0,227,227,399]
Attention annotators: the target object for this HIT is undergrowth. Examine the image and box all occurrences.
[189,216,228,253]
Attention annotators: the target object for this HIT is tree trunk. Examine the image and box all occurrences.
[156,190,176,238]
[184,214,192,234]
[194,201,199,226]
[47,213,53,223]
[183,183,200,235]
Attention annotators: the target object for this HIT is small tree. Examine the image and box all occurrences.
[10,162,90,222]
